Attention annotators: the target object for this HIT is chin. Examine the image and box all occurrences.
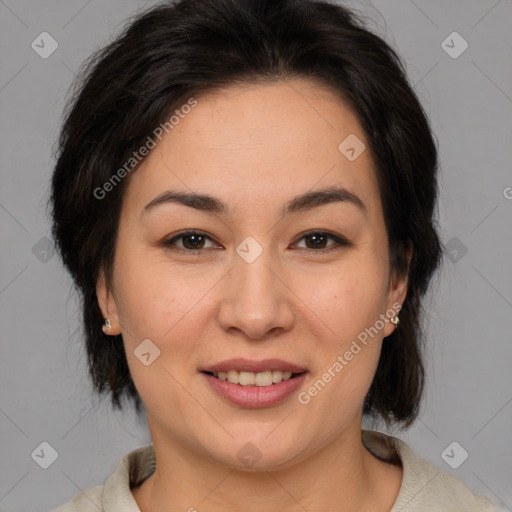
[200,430,311,472]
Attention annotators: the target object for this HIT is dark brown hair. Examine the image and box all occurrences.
[49,0,443,427]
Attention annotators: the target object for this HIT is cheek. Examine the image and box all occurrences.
[294,258,388,404]
[298,262,389,343]
[113,248,202,343]
[112,255,210,413]
[112,253,220,403]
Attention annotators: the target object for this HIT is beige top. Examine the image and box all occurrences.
[52,429,500,511]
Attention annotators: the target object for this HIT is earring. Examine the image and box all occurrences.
[103,318,112,330]
[390,315,400,327]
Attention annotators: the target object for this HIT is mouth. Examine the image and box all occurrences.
[200,358,308,408]
[203,369,306,387]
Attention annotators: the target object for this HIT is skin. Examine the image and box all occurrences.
[97,78,409,511]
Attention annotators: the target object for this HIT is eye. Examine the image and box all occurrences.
[162,230,219,254]
[293,231,350,253]
[162,230,350,255]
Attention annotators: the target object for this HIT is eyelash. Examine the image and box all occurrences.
[162,230,350,255]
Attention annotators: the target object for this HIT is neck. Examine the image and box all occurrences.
[132,423,402,512]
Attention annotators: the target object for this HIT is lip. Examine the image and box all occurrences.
[200,358,307,374]
[202,371,308,408]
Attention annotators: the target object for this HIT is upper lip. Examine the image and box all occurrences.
[201,358,307,374]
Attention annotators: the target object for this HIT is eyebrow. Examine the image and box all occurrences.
[142,186,366,218]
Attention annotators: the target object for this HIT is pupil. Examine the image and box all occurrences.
[184,234,203,249]
[182,234,327,250]
[307,234,326,248]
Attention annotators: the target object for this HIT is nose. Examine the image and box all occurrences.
[217,243,295,341]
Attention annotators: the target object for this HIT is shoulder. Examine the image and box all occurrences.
[51,484,103,512]
[362,429,501,512]
[50,444,155,512]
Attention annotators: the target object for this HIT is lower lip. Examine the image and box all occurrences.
[202,372,307,408]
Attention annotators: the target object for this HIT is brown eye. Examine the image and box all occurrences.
[180,233,206,250]
[294,231,350,253]
[162,230,349,255]
[163,231,218,253]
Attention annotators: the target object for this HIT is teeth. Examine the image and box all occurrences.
[255,371,272,386]
[227,370,239,384]
[212,370,296,386]
[239,371,255,386]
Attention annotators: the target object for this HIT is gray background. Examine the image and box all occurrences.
[0,0,511,510]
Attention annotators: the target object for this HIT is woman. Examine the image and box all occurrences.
[49,0,499,510]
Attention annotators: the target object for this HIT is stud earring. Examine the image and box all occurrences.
[103,318,112,330]
[390,315,400,327]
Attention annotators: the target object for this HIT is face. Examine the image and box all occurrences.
[97,78,408,470]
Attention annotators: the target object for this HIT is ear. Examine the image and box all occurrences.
[96,269,122,335]
[382,243,412,338]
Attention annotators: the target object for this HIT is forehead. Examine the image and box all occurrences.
[122,78,380,220]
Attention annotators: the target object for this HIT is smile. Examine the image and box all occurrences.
[208,370,301,387]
